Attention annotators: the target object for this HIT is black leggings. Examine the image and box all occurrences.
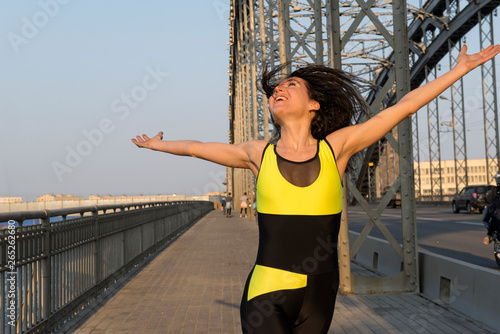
[240,268,339,334]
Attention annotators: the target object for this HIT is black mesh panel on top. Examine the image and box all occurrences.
[275,143,320,187]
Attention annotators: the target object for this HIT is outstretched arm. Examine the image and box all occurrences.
[132,132,266,176]
[330,44,500,162]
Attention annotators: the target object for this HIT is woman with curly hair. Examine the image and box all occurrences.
[132,45,499,334]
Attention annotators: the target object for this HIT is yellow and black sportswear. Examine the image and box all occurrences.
[240,139,342,334]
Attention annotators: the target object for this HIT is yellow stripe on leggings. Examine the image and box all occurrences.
[248,265,307,301]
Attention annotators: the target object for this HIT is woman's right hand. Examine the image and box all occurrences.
[131,131,164,149]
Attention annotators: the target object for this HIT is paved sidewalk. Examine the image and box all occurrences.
[65,211,497,334]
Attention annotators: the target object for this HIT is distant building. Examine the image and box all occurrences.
[37,194,84,202]
[0,197,22,204]
[37,194,54,202]
[414,159,493,196]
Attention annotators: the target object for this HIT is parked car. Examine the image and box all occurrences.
[381,186,401,208]
[452,185,495,214]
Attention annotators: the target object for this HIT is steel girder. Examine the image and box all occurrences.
[479,11,500,185]
[410,0,500,88]
[362,0,500,201]
[368,0,500,92]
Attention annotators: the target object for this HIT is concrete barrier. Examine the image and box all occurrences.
[349,231,403,276]
[349,231,500,332]
[418,249,499,332]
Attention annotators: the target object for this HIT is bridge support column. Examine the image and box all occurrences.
[394,0,419,293]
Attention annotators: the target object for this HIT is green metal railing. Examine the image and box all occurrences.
[0,201,213,334]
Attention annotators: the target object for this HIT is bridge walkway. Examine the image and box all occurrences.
[61,211,495,333]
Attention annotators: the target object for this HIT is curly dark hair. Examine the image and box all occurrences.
[261,63,369,143]
[260,63,369,173]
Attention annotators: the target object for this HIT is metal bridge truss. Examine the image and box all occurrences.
[375,0,500,201]
[228,0,500,293]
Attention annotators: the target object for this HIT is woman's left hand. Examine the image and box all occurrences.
[456,44,500,73]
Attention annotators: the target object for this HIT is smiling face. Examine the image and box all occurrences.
[268,77,319,126]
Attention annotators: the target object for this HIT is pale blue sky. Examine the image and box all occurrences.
[0,1,232,201]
